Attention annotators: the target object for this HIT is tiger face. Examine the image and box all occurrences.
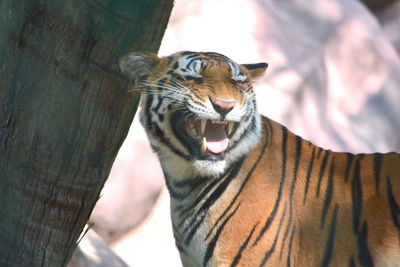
[120,51,267,177]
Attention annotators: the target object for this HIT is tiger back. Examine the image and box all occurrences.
[120,51,400,267]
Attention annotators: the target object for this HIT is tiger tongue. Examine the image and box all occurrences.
[204,122,229,154]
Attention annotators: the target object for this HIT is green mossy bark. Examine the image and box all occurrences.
[0,0,173,266]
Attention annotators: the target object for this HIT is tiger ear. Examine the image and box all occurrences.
[119,51,160,86]
[242,62,268,81]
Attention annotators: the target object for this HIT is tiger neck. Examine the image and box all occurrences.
[161,153,250,265]
[157,117,272,265]
[160,115,275,210]
[161,116,321,266]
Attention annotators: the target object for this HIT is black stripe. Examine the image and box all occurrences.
[279,201,293,260]
[316,150,330,197]
[357,222,374,267]
[203,52,231,61]
[154,97,162,113]
[153,124,189,160]
[203,203,241,267]
[184,54,199,62]
[321,204,339,267]
[180,51,196,56]
[166,56,174,64]
[289,136,302,200]
[191,91,206,105]
[259,202,288,266]
[316,147,323,159]
[253,126,288,246]
[166,70,185,83]
[321,158,335,228]
[206,135,270,240]
[386,176,400,229]
[175,178,221,224]
[176,177,220,215]
[144,95,153,130]
[280,135,301,259]
[184,75,203,83]
[303,147,316,203]
[168,176,209,201]
[174,236,186,254]
[171,73,185,82]
[194,157,244,215]
[230,223,259,267]
[191,88,203,99]
[226,110,257,153]
[185,58,197,70]
[173,176,208,189]
[165,174,189,200]
[152,79,166,113]
[184,158,245,244]
[286,225,296,267]
[373,153,383,192]
[242,62,268,70]
[351,159,363,233]
[158,78,166,89]
[344,153,354,182]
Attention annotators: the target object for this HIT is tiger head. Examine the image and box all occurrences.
[120,51,267,177]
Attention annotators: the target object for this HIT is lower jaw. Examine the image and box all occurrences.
[192,158,228,177]
[197,151,224,161]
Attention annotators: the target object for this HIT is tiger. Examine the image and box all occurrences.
[119,51,400,267]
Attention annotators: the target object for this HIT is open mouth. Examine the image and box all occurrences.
[170,110,239,161]
[185,119,237,158]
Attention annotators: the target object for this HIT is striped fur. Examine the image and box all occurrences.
[120,51,400,267]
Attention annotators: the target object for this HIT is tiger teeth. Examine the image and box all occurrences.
[201,137,207,153]
[211,120,227,124]
[190,119,234,137]
[188,119,197,135]
[226,122,234,135]
[200,119,207,134]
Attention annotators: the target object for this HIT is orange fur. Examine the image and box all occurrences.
[210,120,400,266]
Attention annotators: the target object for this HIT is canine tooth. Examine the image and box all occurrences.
[188,120,196,135]
[201,137,207,153]
[226,122,234,135]
[200,119,207,134]
[190,119,198,136]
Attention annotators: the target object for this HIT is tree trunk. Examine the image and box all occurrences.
[0,0,173,266]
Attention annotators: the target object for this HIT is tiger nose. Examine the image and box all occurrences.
[211,98,236,117]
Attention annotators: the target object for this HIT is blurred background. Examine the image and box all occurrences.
[73,0,400,266]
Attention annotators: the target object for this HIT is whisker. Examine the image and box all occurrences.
[140,83,188,98]
[141,82,183,92]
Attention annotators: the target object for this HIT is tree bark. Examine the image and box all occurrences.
[0,0,173,266]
